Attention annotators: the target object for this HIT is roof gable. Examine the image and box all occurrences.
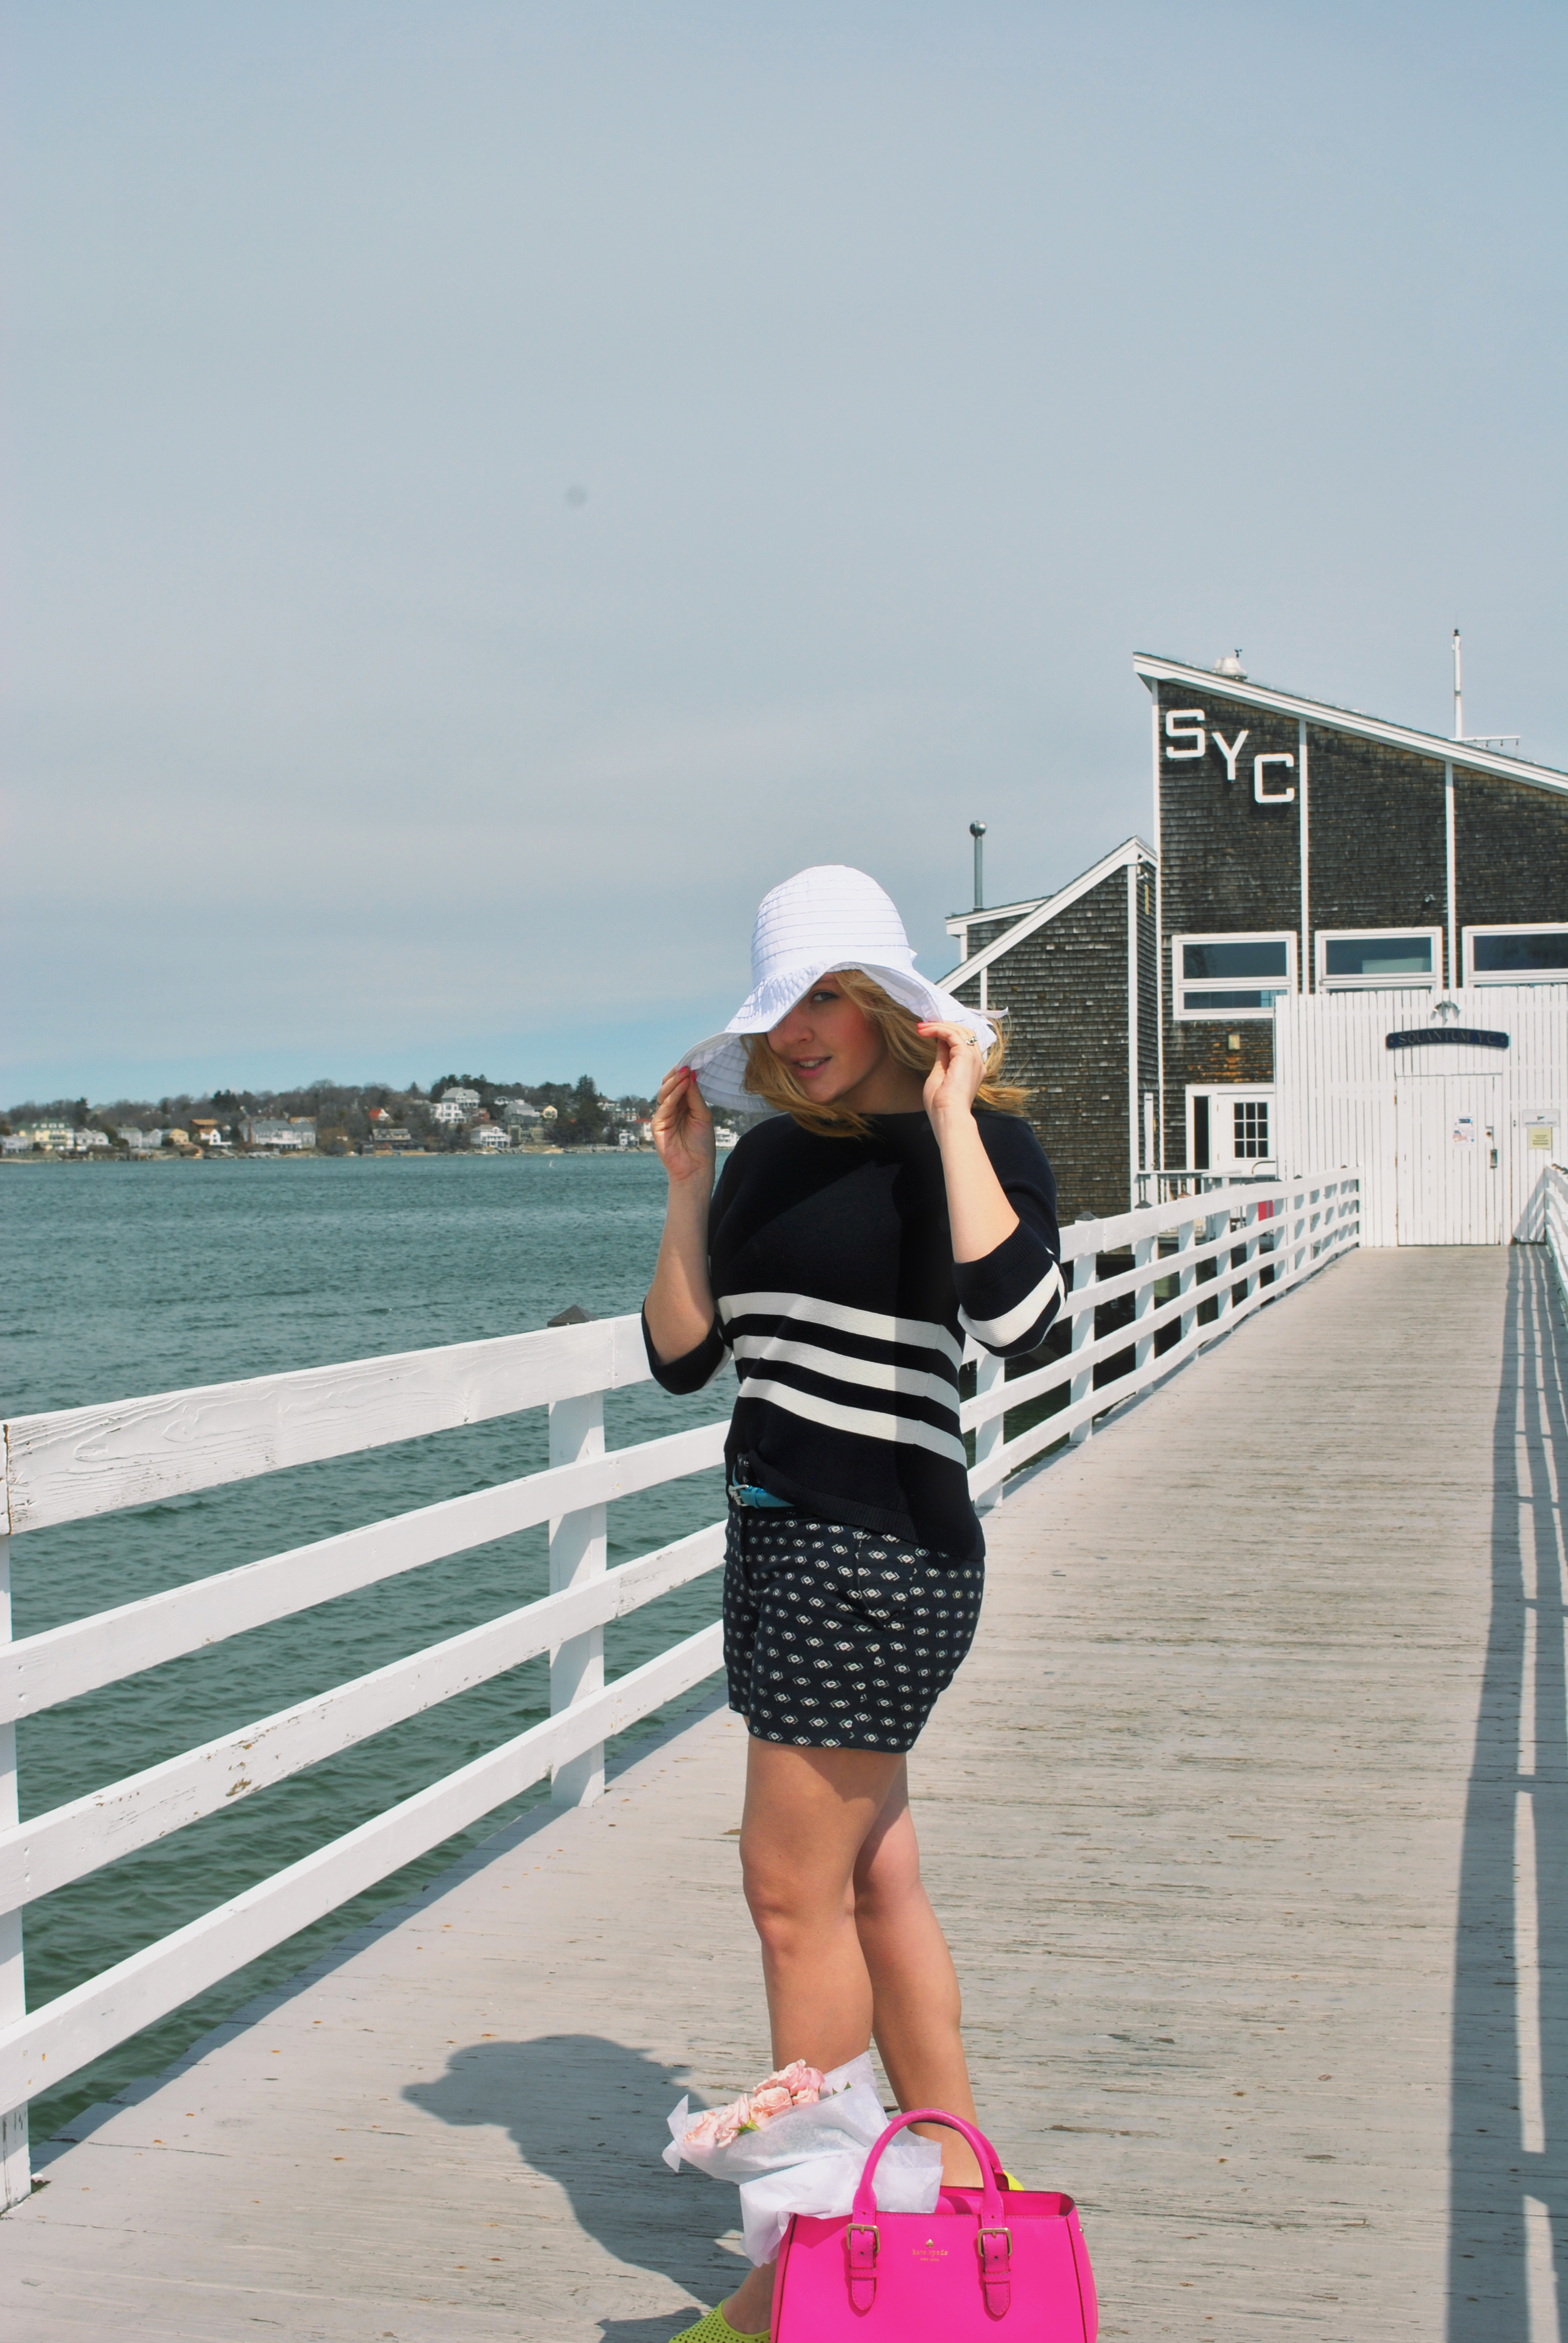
[941,835,1154,989]
[1134,653,1568,797]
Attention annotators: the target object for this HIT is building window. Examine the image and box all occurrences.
[1463,925,1568,985]
[1233,1099,1269,1159]
[1173,932,1296,1020]
[1315,927,1440,991]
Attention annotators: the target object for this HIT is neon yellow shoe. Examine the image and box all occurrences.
[665,2311,770,2343]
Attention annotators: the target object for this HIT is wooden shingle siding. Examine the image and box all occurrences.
[955,868,1147,1219]
[1136,871,1159,1157]
[1155,682,1297,1142]
[1455,767,1568,933]
[1157,684,1301,931]
[963,915,1024,958]
[1305,723,1447,942]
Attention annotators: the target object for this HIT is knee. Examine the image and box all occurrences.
[742,1845,852,1953]
[853,1832,923,1925]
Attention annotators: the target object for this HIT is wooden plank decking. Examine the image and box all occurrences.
[3,1243,1561,2340]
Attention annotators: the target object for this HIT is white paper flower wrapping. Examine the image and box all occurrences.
[662,2053,943,2265]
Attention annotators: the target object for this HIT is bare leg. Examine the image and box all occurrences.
[719,1742,900,2331]
[719,1741,977,2333]
[854,1763,982,2185]
[741,1741,905,2068]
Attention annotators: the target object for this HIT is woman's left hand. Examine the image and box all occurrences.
[918,1021,987,1124]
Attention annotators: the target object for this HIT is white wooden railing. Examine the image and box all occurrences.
[1542,1164,1568,1319]
[0,1169,1359,2208]
[1133,1166,1281,1208]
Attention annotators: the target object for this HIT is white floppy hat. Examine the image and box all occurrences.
[682,864,997,1111]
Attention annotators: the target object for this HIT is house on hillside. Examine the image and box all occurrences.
[434,1087,481,1126]
[244,1118,316,1150]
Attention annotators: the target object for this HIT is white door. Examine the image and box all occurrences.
[1190,1087,1276,1176]
[1394,1073,1505,1243]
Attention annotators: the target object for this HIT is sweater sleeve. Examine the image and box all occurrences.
[640,1151,741,1395]
[640,1307,731,1393]
[951,1117,1064,1357]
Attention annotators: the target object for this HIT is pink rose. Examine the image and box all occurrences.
[683,2095,751,2149]
[761,2059,827,2107]
[748,2083,794,2123]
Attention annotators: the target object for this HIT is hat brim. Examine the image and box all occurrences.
[681,960,997,1112]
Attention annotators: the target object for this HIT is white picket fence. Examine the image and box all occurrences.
[0,1169,1360,2206]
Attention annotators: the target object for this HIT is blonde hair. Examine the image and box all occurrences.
[742,965,1030,1139]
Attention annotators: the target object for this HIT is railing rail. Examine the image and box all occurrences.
[0,1167,1360,2206]
[1133,1165,1284,1208]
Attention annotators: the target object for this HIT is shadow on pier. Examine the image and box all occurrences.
[1448,1248,1568,2335]
[407,2032,748,2343]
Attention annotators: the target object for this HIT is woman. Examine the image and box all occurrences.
[644,864,1062,2343]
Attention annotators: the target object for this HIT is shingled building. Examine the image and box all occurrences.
[944,654,1568,1225]
[1137,652,1568,1183]
[945,836,1158,1220]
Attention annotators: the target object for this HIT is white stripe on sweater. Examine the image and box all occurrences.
[731,1332,958,1411]
[719,1289,963,1368]
[958,1259,1065,1351]
[735,1376,968,1465]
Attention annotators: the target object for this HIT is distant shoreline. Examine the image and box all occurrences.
[0,1144,655,1166]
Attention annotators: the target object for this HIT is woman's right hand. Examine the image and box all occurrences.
[651,1065,716,1187]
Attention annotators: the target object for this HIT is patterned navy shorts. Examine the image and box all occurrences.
[722,1507,984,1753]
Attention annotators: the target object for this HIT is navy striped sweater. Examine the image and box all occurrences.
[644,1109,1062,1560]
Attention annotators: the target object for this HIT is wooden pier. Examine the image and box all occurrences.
[3,1241,1562,2340]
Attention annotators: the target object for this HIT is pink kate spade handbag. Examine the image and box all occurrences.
[770,2108,1097,2339]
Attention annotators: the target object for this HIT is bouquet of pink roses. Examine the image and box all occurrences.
[663,2051,943,2265]
[677,2057,829,2148]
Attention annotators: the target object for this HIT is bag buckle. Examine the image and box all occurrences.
[845,2219,879,2310]
[975,2223,1013,2316]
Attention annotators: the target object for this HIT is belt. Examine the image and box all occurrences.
[728,1481,794,1511]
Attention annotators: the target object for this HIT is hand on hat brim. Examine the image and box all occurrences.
[918,1021,988,1124]
[652,1063,716,1186]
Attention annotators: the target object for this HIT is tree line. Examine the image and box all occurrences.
[2,1074,654,1154]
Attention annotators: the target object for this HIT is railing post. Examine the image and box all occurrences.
[1286,1184,1306,1284]
[1177,1214,1197,1347]
[1068,1248,1096,1443]
[1241,1198,1261,1305]
[547,1391,608,1807]
[1132,1232,1155,1384]
[1210,1208,1234,1332]
[972,1351,1006,1511]
[0,1530,29,2208]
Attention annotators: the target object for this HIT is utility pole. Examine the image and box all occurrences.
[969,821,987,911]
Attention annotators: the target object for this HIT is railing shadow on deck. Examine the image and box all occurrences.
[1448,1247,1568,2338]
[406,2031,746,2342]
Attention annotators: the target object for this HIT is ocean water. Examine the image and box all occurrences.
[0,1153,729,2138]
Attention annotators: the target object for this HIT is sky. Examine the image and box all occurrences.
[5,0,1565,1104]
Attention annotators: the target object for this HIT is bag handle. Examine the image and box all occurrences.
[850,2108,1006,2225]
